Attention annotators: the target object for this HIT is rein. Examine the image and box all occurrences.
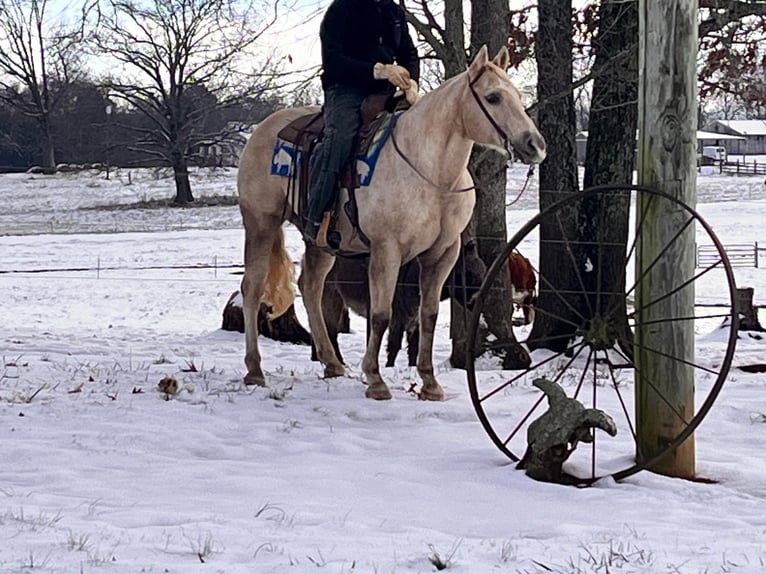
[388,65,533,196]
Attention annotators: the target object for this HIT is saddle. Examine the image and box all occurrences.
[277,93,405,249]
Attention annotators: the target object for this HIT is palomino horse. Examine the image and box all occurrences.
[237,45,546,400]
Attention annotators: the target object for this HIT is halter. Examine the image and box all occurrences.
[467,66,515,158]
[389,63,528,193]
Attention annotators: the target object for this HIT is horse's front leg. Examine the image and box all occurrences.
[361,247,401,400]
[417,242,461,401]
[301,245,345,378]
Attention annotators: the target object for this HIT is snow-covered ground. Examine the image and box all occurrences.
[1,166,765,573]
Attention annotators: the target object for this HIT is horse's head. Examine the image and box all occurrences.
[464,45,546,165]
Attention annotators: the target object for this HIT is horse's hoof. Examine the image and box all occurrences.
[419,384,444,401]
[324,363,345,378]
[244,373,266,386]
[365,383,392,400]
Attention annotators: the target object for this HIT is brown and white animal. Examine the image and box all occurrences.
[236,45,546,400]
[509,251,537,324]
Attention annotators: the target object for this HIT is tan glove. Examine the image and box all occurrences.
[395,79,420,105]
[373,63,411,91]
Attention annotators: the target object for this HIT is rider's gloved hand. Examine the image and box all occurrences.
[403,79,419,105]
[394,79,420,105]
[373,63,411,91]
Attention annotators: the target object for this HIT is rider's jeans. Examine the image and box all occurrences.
[306,85,365,223]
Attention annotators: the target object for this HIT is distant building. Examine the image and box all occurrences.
[193,122,253,167]
[705,120,766,156]
[574,129,746,166]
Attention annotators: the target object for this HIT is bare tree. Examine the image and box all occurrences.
[699,0,766,114]
[88,0,281,203]
[0,0,83,170]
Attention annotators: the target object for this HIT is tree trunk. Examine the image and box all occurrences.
[442,0,467,78]
[39,117,56,173]
[466,0,526,368]
[172,152,194,203]
[527,0,581,352]
[580,0,639,342]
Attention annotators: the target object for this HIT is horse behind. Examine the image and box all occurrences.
[236,45,546,400]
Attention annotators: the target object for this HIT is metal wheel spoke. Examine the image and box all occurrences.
[604,192,656,319]
[522,331,580,349]
[554,211,594,319]
[523,300,582,330]
[631,312,733,327]
[594,212,607,315]
[616,334,697,426]
[551,341,590,385]
[630,336,719,376]
[630,260,724,317]
[605,358,637,444]
[536,271,589,326]
[478,340,587,403]
[503,395,544,447]
[571,347,595,401]
[610,344,634,368]
[625,214,696,303]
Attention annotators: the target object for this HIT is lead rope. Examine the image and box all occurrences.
[506,165,535,207]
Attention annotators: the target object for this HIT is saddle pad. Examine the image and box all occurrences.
[270,112,399,186]
[271,140,302,178]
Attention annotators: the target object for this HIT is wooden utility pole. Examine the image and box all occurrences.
[635,0,698,478]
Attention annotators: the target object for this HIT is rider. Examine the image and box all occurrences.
[304,0,420,244]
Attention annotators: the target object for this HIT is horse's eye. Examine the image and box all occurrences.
[485,92,502,105]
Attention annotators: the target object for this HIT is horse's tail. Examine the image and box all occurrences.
[263,226,295,319]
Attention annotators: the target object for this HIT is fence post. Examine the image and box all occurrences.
[756,242,759,269]
[636,0,697,479]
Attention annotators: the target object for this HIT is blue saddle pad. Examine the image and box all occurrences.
[270,113,398,187]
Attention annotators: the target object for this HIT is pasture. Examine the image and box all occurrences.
[1,166,765,573]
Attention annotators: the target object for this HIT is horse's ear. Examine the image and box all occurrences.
[469,45,489,75]
[492,46,511,71]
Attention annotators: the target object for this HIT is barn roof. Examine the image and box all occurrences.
[577,130,746,141]
[710,120,766,136]
[696,130,746,141]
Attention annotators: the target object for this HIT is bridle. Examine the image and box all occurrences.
[467,66,515,158]
[389,63,531,194]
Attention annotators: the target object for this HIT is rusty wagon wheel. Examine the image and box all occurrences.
[465,184,739,485]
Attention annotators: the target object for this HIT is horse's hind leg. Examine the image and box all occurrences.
[240,216,283,386]
[301,245,345,379]
[416,241,462,401]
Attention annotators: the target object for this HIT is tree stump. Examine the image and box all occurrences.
[737,287,764,332]
[221,291,312,345]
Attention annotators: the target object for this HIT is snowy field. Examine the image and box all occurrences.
[1,166,765,573]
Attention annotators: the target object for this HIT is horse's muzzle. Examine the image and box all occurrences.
[512,130,547,165]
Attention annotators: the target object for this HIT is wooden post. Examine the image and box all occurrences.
[736,288,764,332]
[635,0,698,478]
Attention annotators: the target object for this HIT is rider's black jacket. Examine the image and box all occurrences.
[320,0,420,94]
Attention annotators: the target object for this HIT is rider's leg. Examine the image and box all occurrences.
[305,86,364,241]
